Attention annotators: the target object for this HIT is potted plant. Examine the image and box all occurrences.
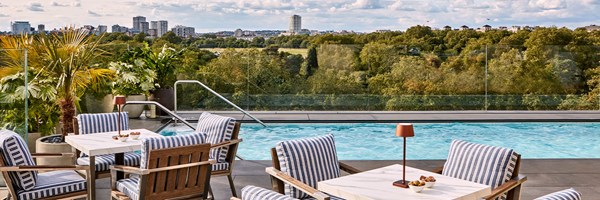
[109,59,157,118]
[82,77,115,113]
[146,44,182,114]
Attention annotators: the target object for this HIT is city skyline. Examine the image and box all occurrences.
[0,0,599,33]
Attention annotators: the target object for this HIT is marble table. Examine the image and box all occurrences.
[66,129,163,200]
[318,164,491,200]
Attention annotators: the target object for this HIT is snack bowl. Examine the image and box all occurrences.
[408,184,425,193]
[130,132,141,140]
[118,135,129,142]
[424,181,435,188]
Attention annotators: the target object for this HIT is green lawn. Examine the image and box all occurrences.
[201,48,308,57]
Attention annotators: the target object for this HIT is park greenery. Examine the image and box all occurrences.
[1,26,600,135]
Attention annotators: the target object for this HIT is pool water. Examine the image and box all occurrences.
[160,123,600,160]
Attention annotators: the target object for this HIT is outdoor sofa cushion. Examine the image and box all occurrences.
[77,112,129,135]
[275,134,341,199]
[241,185,298,200]
[16,170,86,200]
[534,188,582,200]
[195,112,236,164]
[443,139,519,200]
[0,129,37,191]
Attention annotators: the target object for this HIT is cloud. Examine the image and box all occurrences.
[72,0,81,7]
[0,14,9,17]
[27,2,44,11]
[529,0,567,10]
[388,1,416,11]
[88,10,102,17]
[346,0,382,9]
[0,3,7,7]
[51,1,69,7]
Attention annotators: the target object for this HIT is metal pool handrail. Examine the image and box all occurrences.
[174,80,267,127]
[123,101,196,130]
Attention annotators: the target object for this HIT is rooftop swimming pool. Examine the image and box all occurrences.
[160,122,600,160]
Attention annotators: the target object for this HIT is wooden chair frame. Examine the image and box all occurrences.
[432,154,527,200]
[208,122,242,197]
[110,144,215,200]
[0,152,91,200]
[267,148,361,200]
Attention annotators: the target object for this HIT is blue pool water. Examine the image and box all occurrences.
[160,123,600,160]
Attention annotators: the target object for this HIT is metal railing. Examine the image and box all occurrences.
[174,80,267,127]
[123,101,196,130]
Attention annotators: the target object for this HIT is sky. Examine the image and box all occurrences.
[0,0,599,33]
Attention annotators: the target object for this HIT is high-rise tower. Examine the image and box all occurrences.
[289,15,301,34]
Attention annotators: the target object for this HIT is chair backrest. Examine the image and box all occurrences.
[241,185,299,200]
[534,188,582,200]
[222,122,241,172]
[442,140,520,200]
[76,112,129,135]
[139,133,212,199]
[195,112,236,163]
[271,134,340,199]
[0,130,38,192]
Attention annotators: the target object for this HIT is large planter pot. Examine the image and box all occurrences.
[123,94,146,118]
[153,88,174,116]
[27,132,42,153]
[35,135,75,166]
[84,94,115,113]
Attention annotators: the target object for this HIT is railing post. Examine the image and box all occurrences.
[485,45,488,111]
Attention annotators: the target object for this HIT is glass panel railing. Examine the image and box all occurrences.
[0,48,31,149]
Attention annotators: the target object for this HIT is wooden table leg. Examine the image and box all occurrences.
[88,155,96,200]
[115,152,125,180]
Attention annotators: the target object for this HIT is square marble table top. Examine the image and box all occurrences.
[65,129,163,156]
[318,164,491,200]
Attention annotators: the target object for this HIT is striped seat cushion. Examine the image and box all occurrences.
[0,130,37,191]
[195,112,236,163]
[77,152,141,172]
[442,140,518,200]
[140,133,206,169]
[535,188,582,200]
[16,170,86,200]
[212,161,229,172]
[241,185,299,200]
[77,112,129,135]
[275,134,340,199]
[116,176,140,200]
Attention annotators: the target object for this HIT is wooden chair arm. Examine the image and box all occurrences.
[483,175,527,200]
[230,198,241,200]
[431,166,444,174]
[265,167,330,200]
[339,162,361,174]
[212,139,243,149]
[31,153,75,158]
[110,160,216,175]
[0,165,89,172]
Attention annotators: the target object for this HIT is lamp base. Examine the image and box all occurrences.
[393,180,410,188]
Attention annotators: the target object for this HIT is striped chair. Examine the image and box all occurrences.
[111,133,213,200]
[434,140,527,200]
[268,134,359,200]
[230,185,299,200]
[75,112,141,178]
[0,129,90,200]
[195,112,243,197]
[535,188,582,200]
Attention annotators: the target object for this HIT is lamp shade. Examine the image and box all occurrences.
[114,96,126,105]
[396,123,414,137]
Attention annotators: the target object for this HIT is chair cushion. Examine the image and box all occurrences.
[534,188,582,200]
[195,112,236,163]
[116,176,140,200]
[0,130,37,191]
[275,134,340,199]
[140,133,206,169]
[77,112,129,135]
[442,140,518,200]
[77,152,141,172]
[16,170,86,200]
[241,185,298,200]
[212,161,229,172]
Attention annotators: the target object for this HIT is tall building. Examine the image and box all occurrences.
[140,21,149,34]
[133,16,146,32]
[37,24,45,33]
[157,20,168,37]
[97,25,107,35]
[150,21,158,30]
[289,15,301,34]
[111,24,129,33]
[11,21,31,35]
[172,25,195,38]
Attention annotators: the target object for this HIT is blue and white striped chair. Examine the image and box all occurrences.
[535,188,582,200]
[435,140,527,200]
[75,112,141,178]
[110,132,214,200]
[267,134,359,200]
[0,129,90,200]
[195,112,243,197]
[231,185,299,200]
